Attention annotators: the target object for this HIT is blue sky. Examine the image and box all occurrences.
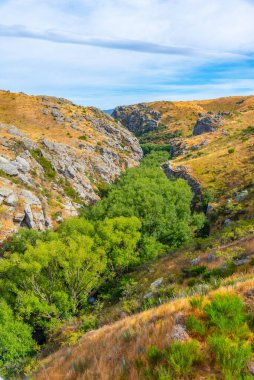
[0,0,254,108]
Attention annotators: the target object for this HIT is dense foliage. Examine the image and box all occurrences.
[0,152,204,378]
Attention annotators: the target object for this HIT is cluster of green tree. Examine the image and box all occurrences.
[140,143,172,156]
[0,152,204,378]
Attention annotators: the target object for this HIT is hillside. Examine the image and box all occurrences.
[1,94,254,380]
[34,228,254,380]
[0,90,142,242]
[113,96,254,228]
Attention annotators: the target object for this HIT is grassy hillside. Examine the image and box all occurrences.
[113,96,254,229]
[34,230,254,380]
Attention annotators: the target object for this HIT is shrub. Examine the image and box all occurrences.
[147,345,163,366]
[79,314,99,332]
[165,340,202,377]
[208,335,252,379]
[187,315,206,337]
[228,147,235,154]
[190,296,204,310]
[205,294,247,335]
[182,265,207,278]
[157,367,172,380]
[31,149,56,180]
[203,263,236,281]
[0,300,36,378]
[78,135,87,140]
[187,278,200,287]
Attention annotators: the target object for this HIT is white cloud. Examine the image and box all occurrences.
[0,0,254,107]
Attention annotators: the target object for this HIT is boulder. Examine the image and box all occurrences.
[0,157,18,176]
[235,190,248,202]
[193,114,224,135]
[150,278,163,289]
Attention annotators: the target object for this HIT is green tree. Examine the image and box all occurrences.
[89,165,194,247]
[0,235,107,330]
[96,216,141,271]
[0,299,36,378]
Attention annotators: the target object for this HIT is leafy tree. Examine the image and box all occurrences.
[0,235,107,330]
[58,217,95,237]
[96,216,141,271]
[89,165,195,247]
[0,299,36,378]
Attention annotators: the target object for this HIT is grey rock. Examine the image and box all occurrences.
[234,257,249,266]
[170,324,190,342]
[224,218,232,227]
[7,125,27,137]
[193,114,224,135]
[150,278,163,289]
[235,190,248,202]
[112,104,160,135]
[207,253,217,262]
[23,204,35,228]
[162,161,202,202]
[0,156,18,176]
[13,156,30,172]
[19,190,41,205]
[55,215,63,223]
[4,193,17,206]
[13,211,26,223]
[0,187,13,197]
[143,291,154,300]
[191,257,202,266]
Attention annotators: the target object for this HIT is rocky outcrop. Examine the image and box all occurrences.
[193,113,224,135]
[0,91,143,241]
[162,161,202,201]
[112,104,161,135]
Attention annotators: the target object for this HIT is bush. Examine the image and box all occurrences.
[147,345,163,366]
[187,315,206,337]
[0,300,36,378]
[182,265,207,278]
[205,294,247,335]
[189,296,204,310]
[157,367,173,380]
[208,335,251,379]
[165,340,202,377]
[228,147,235,154]
[31,149,56,180]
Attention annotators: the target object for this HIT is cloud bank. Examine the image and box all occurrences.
[0,24,245,59]
[0,0,254,107]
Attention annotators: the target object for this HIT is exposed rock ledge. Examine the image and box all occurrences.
[162,161,202,201]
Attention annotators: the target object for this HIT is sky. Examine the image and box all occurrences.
[0,0,254,108]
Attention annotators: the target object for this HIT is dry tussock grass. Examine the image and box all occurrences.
[34,278,254,380]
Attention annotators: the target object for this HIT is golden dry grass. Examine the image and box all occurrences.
[34,277,254,380]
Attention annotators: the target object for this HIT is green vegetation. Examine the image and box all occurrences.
[166,340,202,377]
[205,293,247,335]
[140,143,171,156]
[208,335,252,379]
[0,300,36,379]
[186,315,206,336]
[0,152,204,378]
[31,149,56,180]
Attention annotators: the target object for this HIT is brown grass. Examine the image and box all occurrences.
[34,278,254,380]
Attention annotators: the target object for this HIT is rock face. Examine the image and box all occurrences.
[112,104,161,135]
[193,113,224,135]
[0,91,143,242]
[162,161,202,201]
